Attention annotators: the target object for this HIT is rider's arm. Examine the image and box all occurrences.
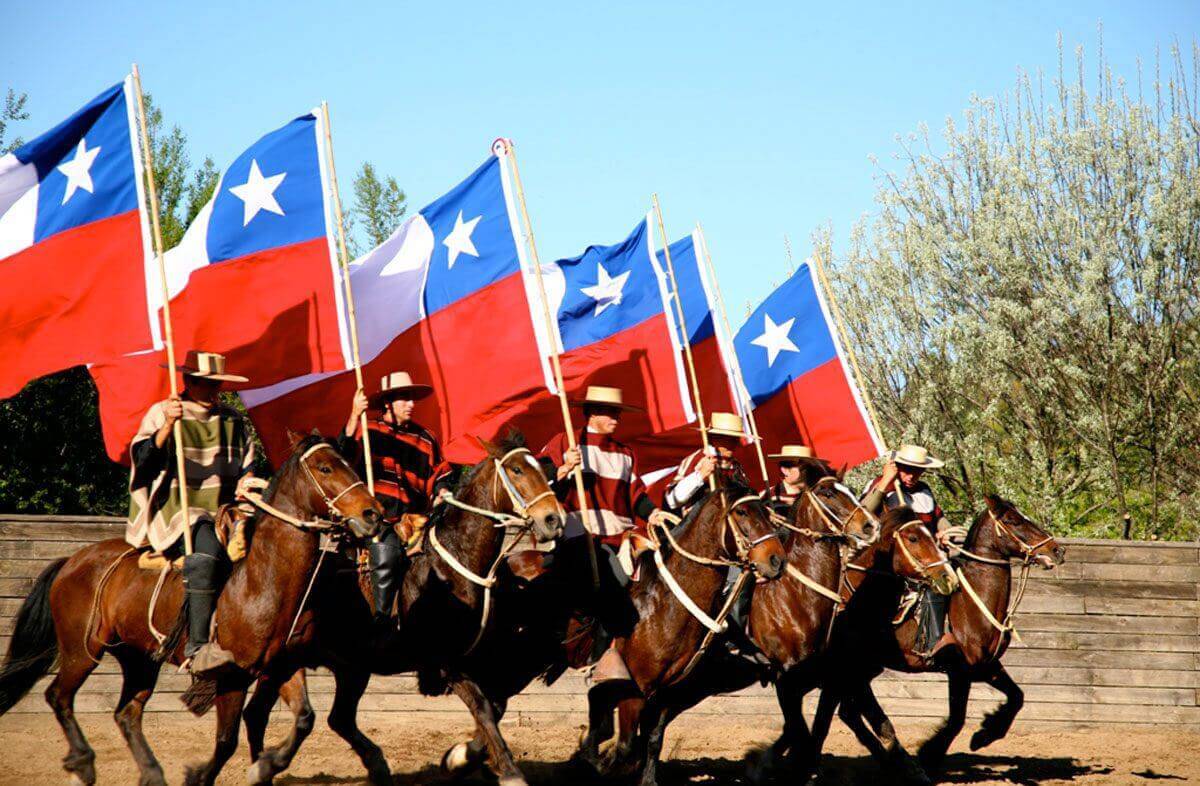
[861,487,885,515]
[665,470,704,511]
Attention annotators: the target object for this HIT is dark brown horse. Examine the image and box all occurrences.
[573,480,789,786]
[826,494,1065,783]
[0,433,383,786]
[238,433,566,786]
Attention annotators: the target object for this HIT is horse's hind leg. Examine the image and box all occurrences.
[112,650,166,786]
[970,663,1023,751]
[450,677,526,786]
[918,669,971,774]
[184,685,247,786]
[327,667,391,785]
[441,696,505,778]
[855,682,929,785]
[45,650,101,786]
[753,669,815,784]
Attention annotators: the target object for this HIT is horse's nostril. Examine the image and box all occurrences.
[769,554,783,573]
[363,509,380,523]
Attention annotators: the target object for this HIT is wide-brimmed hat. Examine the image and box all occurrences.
[699,411,752,439]
[369,371,433,406]
[165,351,248,383]
[891,443,944,469]
[570,385,642,413]
[769,444,814,461]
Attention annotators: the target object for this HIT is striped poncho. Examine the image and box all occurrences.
[126,399,255,552]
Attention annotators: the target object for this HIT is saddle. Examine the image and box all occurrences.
[135,503,254,571]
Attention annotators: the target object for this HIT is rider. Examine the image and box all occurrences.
[663,412,754,512]
[341,371,453,632]
[126,350,256,676]
[664,412,766,667]
[762,443,815,514]
[861,443,967,655]
[539,385,669,687]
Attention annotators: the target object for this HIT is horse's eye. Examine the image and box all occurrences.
[908,535,918,543]
[512,466,523,475]
[320,465,333,475]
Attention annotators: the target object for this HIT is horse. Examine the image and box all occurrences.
[238,432,566,786]
[572,479,790,786]
[829,494,1065,782]
[588,457,879,785]
[0,433,383,786]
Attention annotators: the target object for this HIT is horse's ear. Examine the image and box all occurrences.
[474,435,500,457]
[984,493,1002,512]
[286,429,304,450]
[836,463,848,483]
[310,428,322,439]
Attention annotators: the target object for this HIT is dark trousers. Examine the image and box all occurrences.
[547,536,639,640]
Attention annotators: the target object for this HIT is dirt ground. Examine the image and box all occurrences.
[0,711,1194,785]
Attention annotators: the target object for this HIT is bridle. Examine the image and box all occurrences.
[428,446,564,655]
[241,443,373,534]
[775,476,880,546]
[845,519,952,591]
[651,492,778,575]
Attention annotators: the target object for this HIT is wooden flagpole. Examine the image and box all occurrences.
[695,223,770,488]
[320,102,374,495]
[131,64,193,555]
[785,237,888,451]
[651,194,716,490]
[501,139,599,589]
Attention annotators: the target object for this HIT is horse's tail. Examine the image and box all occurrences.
[0,558,66,715]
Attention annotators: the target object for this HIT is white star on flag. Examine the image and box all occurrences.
[228,159,287,226]
[579,262,631,317]
[443,211,482,268]
[751,313,800,367]
[56,138,102,205]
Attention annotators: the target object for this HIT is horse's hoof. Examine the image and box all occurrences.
[69,775,92,786]
[441,742,483,778]
[139,769,168,786]
[182,765,204,786]
[498,777,529,786]
[969,728,997,751]
[246,758,276,785]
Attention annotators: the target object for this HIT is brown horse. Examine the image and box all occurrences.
[573,479,789,786]
[828,494,1065,782]
[0,433,382,786]
[238,432,566,786]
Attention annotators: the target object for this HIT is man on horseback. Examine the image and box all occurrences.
[762,443,816,513]
[126,350,255,675]
[663,411,754,512]
[539,386,668,685]
[861,443,967,656]
[342,371,453,633]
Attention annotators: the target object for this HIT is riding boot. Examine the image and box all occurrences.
[182,553,237,676]
[368,536,405,635]
[721,569,771,675]
[917,589,954,658]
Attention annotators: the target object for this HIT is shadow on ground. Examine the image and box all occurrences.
[274,750,1154,785]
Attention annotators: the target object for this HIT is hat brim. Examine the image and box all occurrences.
[370,385,434,406]
[162,364,249,384]
[570,399,643,413]
[701,426,754,439]
[892,451,944,469]
[768,453,812,460]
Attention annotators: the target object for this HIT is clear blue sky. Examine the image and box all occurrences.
[5,1,1195,329]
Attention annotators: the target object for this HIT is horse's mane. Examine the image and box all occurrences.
[965,494,1015,543]
[454,430,529,494]
[877,504,917,537]
[264,433,333,503]
[795,457,836,488]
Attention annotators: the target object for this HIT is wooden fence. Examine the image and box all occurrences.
[2,515,1197,730]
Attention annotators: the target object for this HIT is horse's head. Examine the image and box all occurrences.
[875,507,957,595]
[480,432,564,543]
[284,430,384,541]
[720,482,786,580]
[981,494,1065,569]
[791,458,879,548]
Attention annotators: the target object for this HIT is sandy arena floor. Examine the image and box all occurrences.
[0,711,1194,785]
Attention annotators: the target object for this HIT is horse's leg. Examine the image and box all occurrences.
[806,681,842,784]
[855,681,930,786]
[751,669,813,784]
[326,667,392,785]
[441,694,504,778]
[602,695,645,776]
[574,683,622,773]
[636,700,674,786]
[183,685,247,786]
[111,650,166,786]
[918,669,971,774]
[450,678,526,786]
[245,668,314,785]
[969,662,1024,751]
[45,650,100,786]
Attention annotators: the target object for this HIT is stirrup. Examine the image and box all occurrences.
[138,551,183,571]
[187,642,238,676]
[590,646,633,684]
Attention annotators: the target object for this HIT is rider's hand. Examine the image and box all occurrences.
[434,488,452,506]
[877,460,898,490]
[557,447,582,480]
[350,387,369,420]
[938,526,968,547]
[234,474,259,500]
[648,508,672,528]
[163,395,184,426]
[696,455,717,480]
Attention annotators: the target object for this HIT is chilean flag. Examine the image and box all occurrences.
[0,79,155,399]
[734,260,884,469]
[242,141,548,464]
[91,109,348,462]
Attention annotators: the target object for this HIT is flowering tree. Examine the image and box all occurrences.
[829,41,1199,539]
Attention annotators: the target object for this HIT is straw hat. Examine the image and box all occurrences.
[369,371,433,406]
[166,350,248,383]
[768,444,815,461]
[698,411,751,439]
[891,443,944,469]
[570,385,642,412]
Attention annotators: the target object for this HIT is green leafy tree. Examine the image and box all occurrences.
[0,88,30,154]
[346,162,406,256]
[830,40,1200,539]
